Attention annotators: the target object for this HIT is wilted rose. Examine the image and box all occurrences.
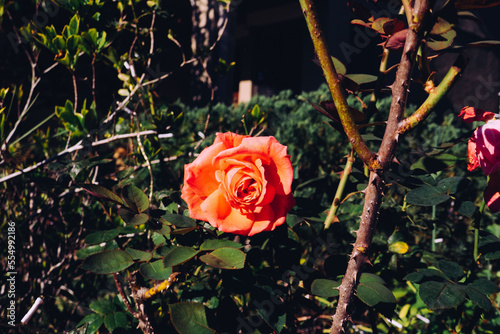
[181,132,295,236]
[459,106,495,123]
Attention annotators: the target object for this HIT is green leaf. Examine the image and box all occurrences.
[56,102,81,131]
[311,279,340,297]
[90,299,116,314]
[68,14,80,36]
[411,153,459,173]
[67,35,81,54]
[357,274,396,306]
[76,240,119,260]
[344,73,377,85]
[103,312,128,332]
[406,185,450,206]
[199,247,246,269]
[419,281,466,309]
[80,184,123,204]
[199,239,243,251]
[122,185,149,212]
[438,260,464,282]
[464,286,492,311]
[118,207,149,225]
[152,232,166,246]
[163,246,200,267]
[162,213,197,228]
[80,250,134,274]
[52,35,66,51]
[126,248,153,262]
[331,56,346,75]
[140,260,173,280]
[169,302,216,334]
[360,273,387,284]
[436,177,469,194]
[428,29,457,51]
[76,313,103,334]
[404,268,448,283]
[467,278,500,295]
[85,229,120,245]
[458,201,476,217]
[388,241,410,254]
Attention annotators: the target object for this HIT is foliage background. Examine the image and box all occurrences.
[1,0,500,333]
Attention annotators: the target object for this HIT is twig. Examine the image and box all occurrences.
[1,47,41,151]
[398,54,466,134]
[325,149,355,229]
[136,132,154,202]
[0,130,157,184]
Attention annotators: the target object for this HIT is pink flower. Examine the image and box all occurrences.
[459,106,495,123]
[473,120,500,176]
[485,172,500,213]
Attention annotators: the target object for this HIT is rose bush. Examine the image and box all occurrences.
[181,132,296,236]
[460,107,500,212]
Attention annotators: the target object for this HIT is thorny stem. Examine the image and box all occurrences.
[128,272,153,334]
[113,273,137,317]
[329,1,431,333]
[299,0,378,170]
[325,149,355,229]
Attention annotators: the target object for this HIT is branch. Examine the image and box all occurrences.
[299,0,378,169]
[0,130,157,184]
[329,1,431,333]
[398,54,466,134]
[377,0,430,168]
[325,149,355,229]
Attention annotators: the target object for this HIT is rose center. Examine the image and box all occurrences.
[236,178,257,199]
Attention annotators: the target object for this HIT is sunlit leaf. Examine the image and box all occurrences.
[80,250,134,274]
[140,260,172,280]
[163,246,200,267]
[388,241,410,254]
[199,239,243,251]
[311,279,340,297]
[199,247,246,269]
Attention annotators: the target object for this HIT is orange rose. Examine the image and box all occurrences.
[181,132,296,236]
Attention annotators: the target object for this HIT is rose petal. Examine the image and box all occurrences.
[247,205,276,236]
[215,208,255,235]
[238,136,294,195]
[474,120,500,175]
[200,189,232,225]
[459,106,495,123]
[214,132,248,148]
[467,136,479,171]
[485,172,500,212]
